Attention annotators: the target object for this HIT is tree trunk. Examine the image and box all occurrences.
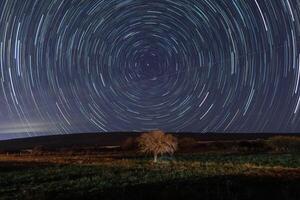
[154,153,157,163]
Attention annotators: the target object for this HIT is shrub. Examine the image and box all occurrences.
[210,141,230,150]
[267,136,300,152]
[178,137,198,150]
[233,140,270,153]
[121,137,137,150]
[32,145,46,155]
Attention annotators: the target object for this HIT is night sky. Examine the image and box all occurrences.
[0,0,300,140]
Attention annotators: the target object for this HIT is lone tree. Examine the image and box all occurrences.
[137,130,178,162]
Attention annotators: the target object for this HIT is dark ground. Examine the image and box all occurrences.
[0,133,300,200]
[0,132,297,151]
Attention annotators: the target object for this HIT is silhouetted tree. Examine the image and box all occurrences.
[137,130,178,162]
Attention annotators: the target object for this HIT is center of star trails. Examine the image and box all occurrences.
[133,52,166,81]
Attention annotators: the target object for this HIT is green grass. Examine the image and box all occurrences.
[177,153,300,168]
[0,153,300,200]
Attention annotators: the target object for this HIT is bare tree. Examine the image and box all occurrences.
[137,130,178,162]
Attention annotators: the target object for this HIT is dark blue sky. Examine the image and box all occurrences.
[0,0,300,140]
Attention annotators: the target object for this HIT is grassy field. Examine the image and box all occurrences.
[1,152,300,200]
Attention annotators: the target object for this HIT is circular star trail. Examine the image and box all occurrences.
[0,0,300,139]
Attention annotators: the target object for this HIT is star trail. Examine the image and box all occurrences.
[0,0,300,140]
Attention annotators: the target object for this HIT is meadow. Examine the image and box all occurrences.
[1,151,300,200]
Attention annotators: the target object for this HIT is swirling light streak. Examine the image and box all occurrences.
[0,0,299,139]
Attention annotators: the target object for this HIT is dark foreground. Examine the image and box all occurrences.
[1,152,300,200]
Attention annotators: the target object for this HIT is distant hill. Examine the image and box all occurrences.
[0,132,299,151]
